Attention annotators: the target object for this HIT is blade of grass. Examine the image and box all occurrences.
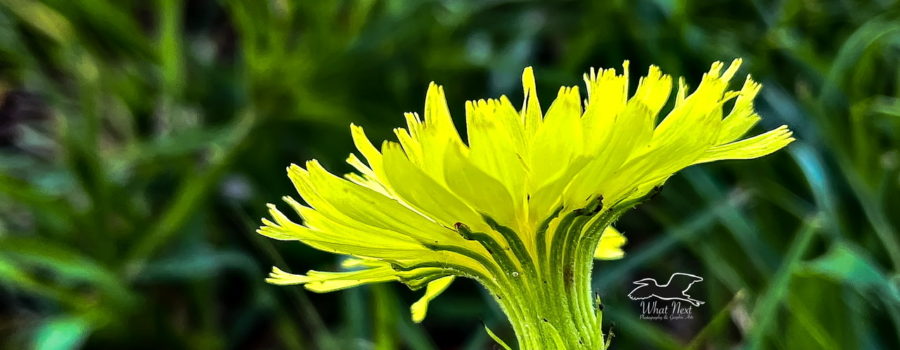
[686,168,777,273]
[394,304,438,350]
[594,192,749,289]
[0,236,132,307]
[343,285,367,346]
[686,290,746,349]
[839,165,900,272]
[372,285,398,350]
[158,0,183,98]
[483,323,513,350]
[789,144,842,238]
[746,214,822,350]
[799,136,900,271]
[603,305,683,350]
[126,111,256,270]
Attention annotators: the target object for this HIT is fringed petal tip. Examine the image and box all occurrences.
[265,265,455,323]
[696,125,795,164]
[266,266,308,285]
[267,263,406,293]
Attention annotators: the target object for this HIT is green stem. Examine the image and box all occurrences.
[485,191,662,349]
[486,210,607,349]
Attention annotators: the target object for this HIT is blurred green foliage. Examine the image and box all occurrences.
[0,0,898,349]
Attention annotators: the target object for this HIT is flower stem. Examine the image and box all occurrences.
[484,212,618,349]
[485,191,658,349]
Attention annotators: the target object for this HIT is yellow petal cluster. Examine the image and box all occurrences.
[258,59,793,324]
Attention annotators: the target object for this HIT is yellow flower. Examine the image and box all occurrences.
[258,59,793,349]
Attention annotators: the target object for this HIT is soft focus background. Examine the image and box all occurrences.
[1,0,899,349]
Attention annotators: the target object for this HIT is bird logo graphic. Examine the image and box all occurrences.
[628,272,705,307]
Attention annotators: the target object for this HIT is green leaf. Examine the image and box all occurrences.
[800,243,900,302]
[0,237,133,307]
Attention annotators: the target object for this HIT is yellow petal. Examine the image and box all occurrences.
[267,266,399,292]
[299,161,465,245]
[267,263,450,294]
[645,61,735,159]
[406,83,465,182]
[258,202,430,261]
[410,276,455,323]
[381,142,487,231]
[594,226,627,260]
[564,101,654,207]
[520,67,542,139]
[716,76,762,143]
[632,65,673,123]
[394,123,424,166]
[350,124,389,188]
[528,86,583,190]
[598,60,745,203]
[424,83,462,145]
[465,97,528,206]
[345,153,389,195]
[527,155,589,225]
[443,145,518,230]
[695,125,795,164]
[582,63,629,155]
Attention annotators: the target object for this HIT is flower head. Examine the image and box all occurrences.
[258,59,792,347]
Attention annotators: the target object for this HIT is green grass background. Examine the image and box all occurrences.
[1,0,899,349]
